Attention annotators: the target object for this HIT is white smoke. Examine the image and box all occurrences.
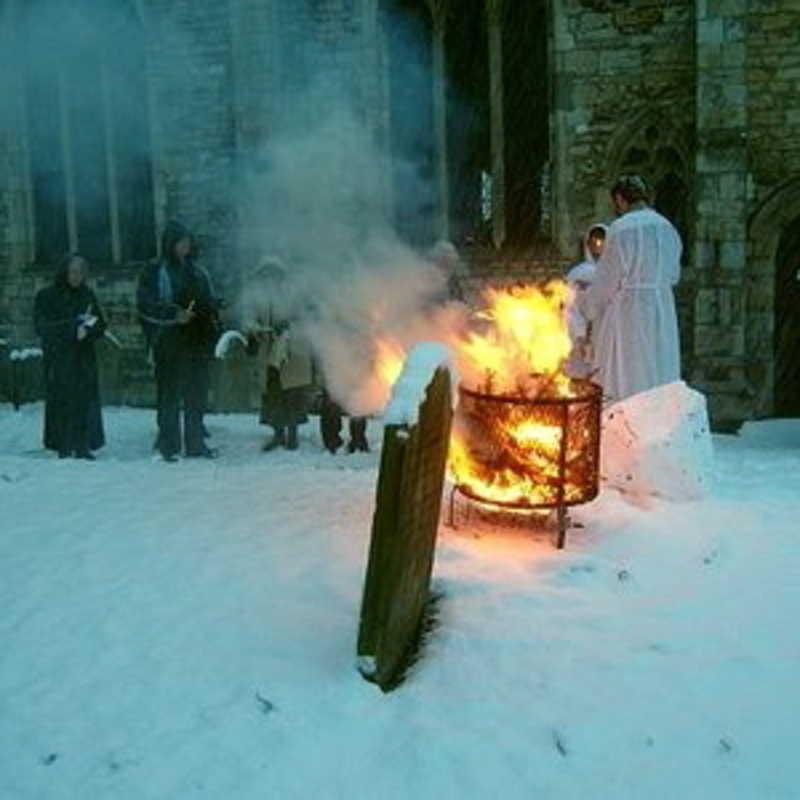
[235,84,469,415]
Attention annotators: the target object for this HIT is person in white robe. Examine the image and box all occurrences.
[564,223,607,378]
[587,174,682,402]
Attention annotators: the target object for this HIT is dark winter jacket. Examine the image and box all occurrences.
[136,223,220,357]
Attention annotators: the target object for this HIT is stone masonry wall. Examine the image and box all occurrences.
[0,0,387,411]
[550,0,696,254]
[744,1,800,417]
[4,1,798,425]
[690,1,750,427]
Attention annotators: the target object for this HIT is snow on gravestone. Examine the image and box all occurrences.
[601,380,714,503]
[357,343,457,691]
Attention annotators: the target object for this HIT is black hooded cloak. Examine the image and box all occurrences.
[33,258,106,454]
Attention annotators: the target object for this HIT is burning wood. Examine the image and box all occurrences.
[447,282,602,527]
[367,280,601,539]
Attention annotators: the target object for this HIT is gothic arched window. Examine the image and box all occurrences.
[22,0,155,265]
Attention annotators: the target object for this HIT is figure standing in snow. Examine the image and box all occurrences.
[319,390,369,454]
[564,223,607,379]
[137,221,220,461]
[34,253,106,459]
[586,175,682,402]
[241,257,313,452]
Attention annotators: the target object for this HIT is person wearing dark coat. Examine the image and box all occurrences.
[137,221,220,462]
[34,253,106,459]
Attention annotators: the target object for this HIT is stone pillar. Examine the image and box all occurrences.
[547,0,581,256]
[360,0,393,226]
[426,0,451,242]
[485,0,506,249]
[229,0,281,266]
[1,0,33,264]
[693,4,751,425]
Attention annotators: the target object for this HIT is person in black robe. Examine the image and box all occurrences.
[137,221,221,462]
[33,253,106,459]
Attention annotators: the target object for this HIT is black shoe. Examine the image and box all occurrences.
[75,451,96,461]
[285,427,298,450]
[186,446,217,459]
[58,450,71,459]
[348,438,370,453]
[324,435,343,454]
[160,451,179,463]
[263,428,286,452]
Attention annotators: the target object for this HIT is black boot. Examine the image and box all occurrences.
[348,418,369,453]
[285,426,298,451]
[263,427,286,452]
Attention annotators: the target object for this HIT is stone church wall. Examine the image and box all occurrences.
[2,1,799,428]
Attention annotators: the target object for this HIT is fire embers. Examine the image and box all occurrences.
[450,379,602,509]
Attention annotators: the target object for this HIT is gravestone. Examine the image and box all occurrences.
[357,366,454,691]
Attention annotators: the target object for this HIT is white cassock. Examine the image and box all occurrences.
[587,208,682,402]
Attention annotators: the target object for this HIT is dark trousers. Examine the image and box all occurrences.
[154,346,209,456]
[320,393,368,452]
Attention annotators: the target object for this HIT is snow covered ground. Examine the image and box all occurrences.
[1,403,799,800]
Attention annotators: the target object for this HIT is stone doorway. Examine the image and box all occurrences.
[774,216,800,416]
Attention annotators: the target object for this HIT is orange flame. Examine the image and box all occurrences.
[448,280,589,509]
[456,282,573,398]
[374,338,406,394]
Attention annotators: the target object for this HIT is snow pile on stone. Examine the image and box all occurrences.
[9,347,43,361]
[601,380,714,502]
[214,329,248,359]
[382,342,458,427]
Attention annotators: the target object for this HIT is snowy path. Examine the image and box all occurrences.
[2,405,799,799]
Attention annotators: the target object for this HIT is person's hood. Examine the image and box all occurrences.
[53,253,86,290]
[582,222,609,264]
[160,220,192,265]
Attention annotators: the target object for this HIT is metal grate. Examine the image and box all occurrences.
[450,377,602,547]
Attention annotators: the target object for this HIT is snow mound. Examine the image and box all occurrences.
[601,380,714,503]
[383,342,458,427]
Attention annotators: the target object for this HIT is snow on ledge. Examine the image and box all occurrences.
[383,342,459,428]
[215,329,248,359]
[9,347,43,362]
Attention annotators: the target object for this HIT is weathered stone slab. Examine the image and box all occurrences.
[357,367,453,692]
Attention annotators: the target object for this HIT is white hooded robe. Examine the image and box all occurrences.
[564,223,608,378]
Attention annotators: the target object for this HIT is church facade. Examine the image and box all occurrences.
[1,0,798,427]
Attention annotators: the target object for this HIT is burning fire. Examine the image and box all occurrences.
[458,282,573,398]
[450,281,596,509]
[374,338,406,390]
[369,280,599,511]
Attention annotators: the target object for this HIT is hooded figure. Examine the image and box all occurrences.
[241,256,313,451]
[136,221,220,461]
[34,253,106,458]
[564,223,607,379]
[586,175,682,402]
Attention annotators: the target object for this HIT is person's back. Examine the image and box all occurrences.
[588,176,682,402]
[608,208,681,290]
